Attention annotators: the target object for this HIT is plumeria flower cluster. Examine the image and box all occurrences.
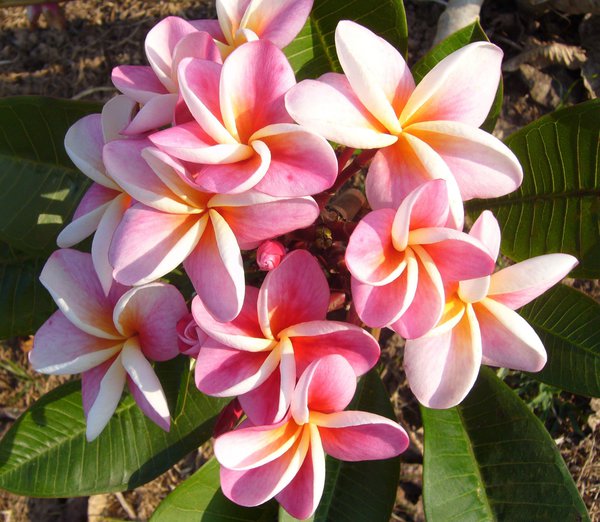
[29,0,578,518]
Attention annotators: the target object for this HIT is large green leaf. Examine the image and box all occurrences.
[0,242,56,338]
[411,20,502,133]
[152,458,277,522]
[422,367,589,521]
[468,100,600,278]
[285,0,408,81]
[0,357,229,496]
[519,284,600,397]
[0,96,98,255]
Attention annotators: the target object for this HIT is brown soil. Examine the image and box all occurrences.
[0,1,598,520]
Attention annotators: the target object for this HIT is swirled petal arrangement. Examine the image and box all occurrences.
[25,1,583,519]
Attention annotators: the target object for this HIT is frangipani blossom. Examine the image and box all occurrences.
[404,211,579,409]
[192,250,380,424]
[112,16,222,135]
[192,0,314,58]
[286,20,523,226]
[29,249,187,440]
[58,95,137,294]
[346,179,495,339]
[214,354,409,519]
[104,139,319,322]
[149,40,337,197]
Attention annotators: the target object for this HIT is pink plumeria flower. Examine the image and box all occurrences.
[112,16,222,135]
[286,21,523,226]
[256,239,286,270]
[149,40,337,197]
[176,312,208,357]
[192,0,314,58]
[192,250,381,424]
[404,211,578,409]
[214,354,409,519]
[103,140,319,322]
[346,179,495,339]
[29,249,188,440]
[58,95,137,295]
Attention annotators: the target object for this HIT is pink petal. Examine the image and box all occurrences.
[475,298,547,372]
[82,354,126,441]
[257,250,329,338]
[64,114,118,189]
[191,288,274,351]
[413,228,496,281]
[346,208,407,285]
[388,246,445,339]
[30,311,122,374]
[128,376,169,431]
[145,16,201,91]
[276,425,325,520]
[487,254,578,309]
[195,338,275,396]
[469,210,501,260]
[172,30,222,74]
[215,0,250,46]
[189,18,226,41]
[121,337,170,430]
[178,58,234,144]
[284,321,380,378]
[122,93,178,136]
[40,249,121,339]
[404,304,481,408]
[291,355,357,425]
[285,74,397,149]
[111,65,168,104]
[400,42,503,128]
[184,211,244,322]
[220,40,295,143]
[407,121,523,200]
[250,123,337,197]
[211,192,319,250]
[242,0,313,48]
[458,276,491,304]
[113,283,187,361]
[110,204,207,286]
[335,21,414,134]
[101,95,138,142]
[315,410,409,460]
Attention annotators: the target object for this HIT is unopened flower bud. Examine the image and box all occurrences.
[257,240,286,271]
[176,313,207,358]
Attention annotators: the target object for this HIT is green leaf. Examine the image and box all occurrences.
[285,0,408,80]
[422,366,589,521]
[468,99,600,278]
[0,242,56,338]
[0,359,229,496]
[151,458,277,522]
[411,20,502,133]
[310,370,400,522]
[0,96,99,255]
[518,284,600,397]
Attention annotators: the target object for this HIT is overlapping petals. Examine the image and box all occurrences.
[149,40,337,197]
[214,355,409,519]
[286,20,523,217]
[404,211,579,408]
[29,249,187,440]
[193,250,381,424]
[346,180,495,338]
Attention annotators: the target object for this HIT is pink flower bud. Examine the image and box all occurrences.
[256,240,286,271]
[176,313,207,357]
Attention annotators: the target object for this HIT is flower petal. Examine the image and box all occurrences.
[476,298,547,372]
[172,30,222,74]
[469,210,501,260]
[127,376,169,431]
[111,65,168,104]
[30,311,122,374]
[102,95,138,142]
[285,73,397,149]
[487,254,578,309]
[184,210,244,322]
[400,42,503,128]
[335,21,413,134]
[40,249,121,339]
[110,204,207,286]
[122,93,178,136]
[404,303,481,408]
[315,410,409,460]
[257,250,329,338]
